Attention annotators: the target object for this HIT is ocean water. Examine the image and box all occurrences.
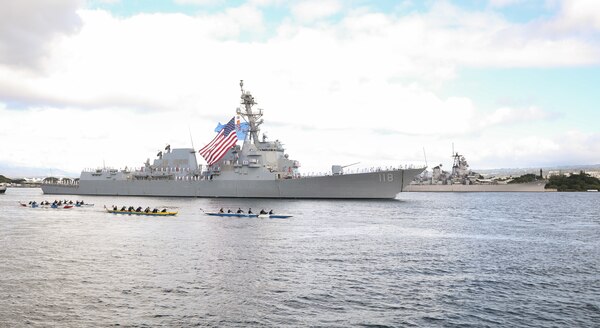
[1,188,599,327]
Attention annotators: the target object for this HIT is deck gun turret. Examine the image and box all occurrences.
[332,162,360,175]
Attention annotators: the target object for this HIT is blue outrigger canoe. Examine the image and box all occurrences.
[205,212,292,219]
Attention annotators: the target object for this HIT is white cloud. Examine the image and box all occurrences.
[0,104,198,173]
[291,0,342,23]
[478,106,556,129]
[557,0,600,30]
[0,0,82,69]
[174,0,223,5]
[468,131,600,169]
[0,2,599,176]
[488,0,523,8]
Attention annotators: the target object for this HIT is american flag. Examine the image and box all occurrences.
[199,117,238,165]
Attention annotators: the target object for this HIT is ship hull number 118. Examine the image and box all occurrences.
[378,173,394,182]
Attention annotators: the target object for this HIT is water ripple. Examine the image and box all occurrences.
[1,189,599,326]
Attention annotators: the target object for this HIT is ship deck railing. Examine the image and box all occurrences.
[299,164,423,178]
[82,167,195,173]
[41,182,79,186]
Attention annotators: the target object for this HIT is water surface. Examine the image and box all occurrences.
[1,188,599,327]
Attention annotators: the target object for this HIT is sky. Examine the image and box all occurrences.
[1,0,599,177]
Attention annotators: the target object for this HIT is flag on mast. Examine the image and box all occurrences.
[199,117,238,165]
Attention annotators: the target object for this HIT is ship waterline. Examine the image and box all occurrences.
[406,180,547,192]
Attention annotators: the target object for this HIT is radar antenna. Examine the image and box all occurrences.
[236,80,263,145]
[188,127,195,151]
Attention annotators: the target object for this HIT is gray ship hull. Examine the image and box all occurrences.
[41,168,424,199]
[405,181,547,192]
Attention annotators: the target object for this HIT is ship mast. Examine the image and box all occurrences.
[237,80,263,146]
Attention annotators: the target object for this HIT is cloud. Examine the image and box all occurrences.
[0,103,208,173]
[3,1,598,112]
[0,0,83,70]
[477,106,558,129]
[291,0,342,23]
[470,131,600,169]
[1,2,599,175]
[554,0,600,31]
[174,0,223,5]
[488,0,523,8]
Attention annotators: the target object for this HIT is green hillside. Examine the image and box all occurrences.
[546,172,600,191]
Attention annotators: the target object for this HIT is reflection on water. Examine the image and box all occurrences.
[1,188,599,326]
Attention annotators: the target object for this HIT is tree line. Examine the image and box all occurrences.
[0,175,26,184]
[545,171,600,191]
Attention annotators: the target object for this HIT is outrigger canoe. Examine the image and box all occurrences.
[19,202,73,209]
[205,212,292,219]
[75,203,94,207]
[105,208,178,216]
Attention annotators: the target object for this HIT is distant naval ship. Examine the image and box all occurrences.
[42,81,424,199]
[406,152,547,192]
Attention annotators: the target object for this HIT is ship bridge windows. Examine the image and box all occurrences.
[173,159,189,166]
[248,158,260,168]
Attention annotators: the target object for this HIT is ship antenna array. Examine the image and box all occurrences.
[188,126,195,151]
[237,80,263,145]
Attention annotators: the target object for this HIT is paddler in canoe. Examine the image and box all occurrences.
[106,205,176,216]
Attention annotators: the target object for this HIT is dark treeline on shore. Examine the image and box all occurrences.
[546,172,600,191]
[0,175,27,185]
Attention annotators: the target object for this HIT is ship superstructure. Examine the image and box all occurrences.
[201,81,301,181]
[42,81,424,199]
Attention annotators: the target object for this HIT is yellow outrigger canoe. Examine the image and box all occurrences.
[105,207,178,216]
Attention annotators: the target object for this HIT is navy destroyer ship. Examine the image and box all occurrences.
[42,81,424,199]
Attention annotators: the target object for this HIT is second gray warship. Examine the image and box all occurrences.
[407,152,547,192]
[42,81,424,199]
